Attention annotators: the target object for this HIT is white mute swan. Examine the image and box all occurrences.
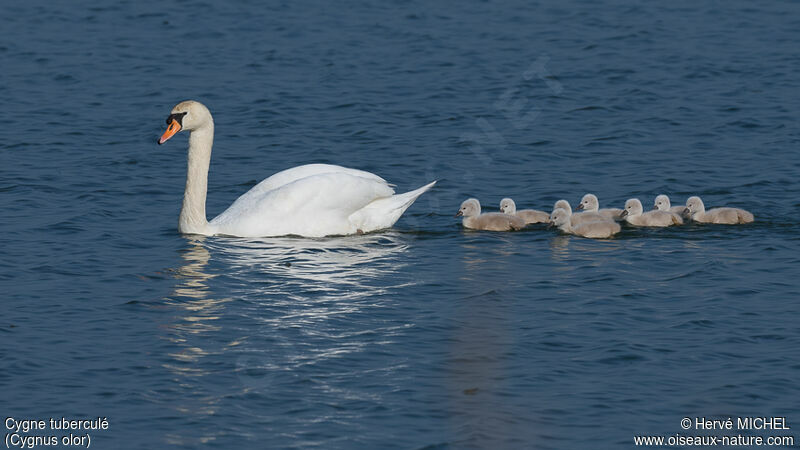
[158,100,436,237]
[685,196,754,224]
[576,193,624,221]
[549,208,620,238]
[456,198,525,231]
[499,198,549,224]
[621,198,683,227]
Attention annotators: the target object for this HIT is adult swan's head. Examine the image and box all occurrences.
[158,100,214,145]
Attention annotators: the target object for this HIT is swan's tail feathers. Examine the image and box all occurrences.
[350,181,437,232]
[392,180,437,211]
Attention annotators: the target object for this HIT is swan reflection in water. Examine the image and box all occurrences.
[160,232,413,444]
[166,232,411,329]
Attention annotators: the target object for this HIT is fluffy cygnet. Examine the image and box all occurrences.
[457,198,526,231]
[550,208,621,239]
[499,198,549,224]
[622,198,683,227]
[577,193,625,221]
[553,199,571,213]
[653,194,690,217]
[685,196,754,224]
[554,198,614,226]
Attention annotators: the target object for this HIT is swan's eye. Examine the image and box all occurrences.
[166,112,188,125]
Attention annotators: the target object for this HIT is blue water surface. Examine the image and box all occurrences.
[2,0,799,448]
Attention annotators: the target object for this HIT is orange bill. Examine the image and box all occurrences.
[159,119,182,145]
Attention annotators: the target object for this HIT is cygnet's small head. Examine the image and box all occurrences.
[686,196,705,214]
[549,208,570,227]
[577,193,599,211]
[553,199,571,213]
[653,194,671,211]
[621,198,643,218]
[456,198,481,218]
[499,198,516,214]
[158,100,214,145]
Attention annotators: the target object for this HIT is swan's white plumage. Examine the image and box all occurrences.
[233,163,389,201]
[347,180,437,231]
[210,170,398,237]
[161,101,435,237]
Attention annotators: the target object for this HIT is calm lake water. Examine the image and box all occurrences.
[2,0,799,448]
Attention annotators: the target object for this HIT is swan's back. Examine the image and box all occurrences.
[229,164,390,208]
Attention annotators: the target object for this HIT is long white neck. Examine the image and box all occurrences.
[179,123,214,234]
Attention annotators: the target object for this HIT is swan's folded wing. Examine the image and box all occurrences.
[210,173,394,237]
[246,164,389,197]
[266,173,394,215]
